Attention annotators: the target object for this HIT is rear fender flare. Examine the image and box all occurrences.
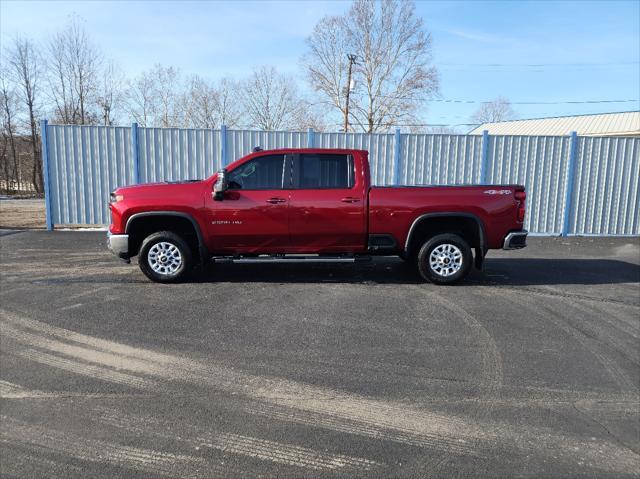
[404,212,486,258]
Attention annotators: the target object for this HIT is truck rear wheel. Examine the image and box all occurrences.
[417,233,472,285]
[138,231,193,283]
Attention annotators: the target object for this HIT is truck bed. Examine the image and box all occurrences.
[368,185,525,250]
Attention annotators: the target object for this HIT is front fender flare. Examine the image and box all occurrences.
[125,211,209,264]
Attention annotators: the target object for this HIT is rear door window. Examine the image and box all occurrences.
[294,154,354,189]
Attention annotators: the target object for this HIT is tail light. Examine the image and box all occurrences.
[515,190,526,223]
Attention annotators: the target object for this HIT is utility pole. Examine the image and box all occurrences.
[344,53,357,133]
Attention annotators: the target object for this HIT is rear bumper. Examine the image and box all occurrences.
[107,232,130,259]
[503,230,528,250]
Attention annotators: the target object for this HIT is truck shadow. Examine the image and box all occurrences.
[474,258,639,286]
[198,257,640,286]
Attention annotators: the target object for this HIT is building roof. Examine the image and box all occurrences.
[469,111,640,137]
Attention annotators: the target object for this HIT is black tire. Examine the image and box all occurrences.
[138,231,193,283]
[416,233,472,285]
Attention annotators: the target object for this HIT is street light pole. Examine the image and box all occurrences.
[344,53,357,133]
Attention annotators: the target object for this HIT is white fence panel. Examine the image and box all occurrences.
[47,125,133,225]
[570,136,639,235]
[314,132,396,185]
[400,134,484,185]
[227,129,307,161]
[43,123,639,235]
[487,135,572,234]
[138,127,221,183]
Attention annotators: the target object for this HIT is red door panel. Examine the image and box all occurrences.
[204,153,291,254]
[288,153,366,253]
[288,189,365,252]
[205,190,289,253]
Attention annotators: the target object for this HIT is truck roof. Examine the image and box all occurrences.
[246,148,368,154]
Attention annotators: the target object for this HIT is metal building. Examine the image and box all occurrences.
[469,111,640,137]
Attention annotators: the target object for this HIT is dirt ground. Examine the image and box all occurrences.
[0,199,46,229]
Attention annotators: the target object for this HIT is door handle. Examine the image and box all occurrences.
[266,197,286,204]
[341,197,360,203]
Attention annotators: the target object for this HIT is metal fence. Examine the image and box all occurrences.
[40,120,639,236]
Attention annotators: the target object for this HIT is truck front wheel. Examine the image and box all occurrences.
[417,233,472,285]
[138,231,193,283]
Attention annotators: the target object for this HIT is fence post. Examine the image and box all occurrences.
[40,119,53,231]
[562,131,579,237]
[480,130,490,184]
[220,124,228,167]
[131,122,140,184]
[393,128,402,185]
[307,128,314,148]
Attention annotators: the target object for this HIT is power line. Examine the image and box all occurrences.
[304,96,639,107]
[436,61,640,67]
[371,96,639,105]
[325,122,480,128]
[436,99,639,105]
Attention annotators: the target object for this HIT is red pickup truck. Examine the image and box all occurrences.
[108,149,527,284]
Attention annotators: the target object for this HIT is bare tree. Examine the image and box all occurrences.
[0,71,20,191]
[303,0,438,132]
[8,37,42,191]
[470,97,517,125]
[48,30,75,123]
[97,61,124,125]
[427,126,459,135]
[243,66,313,131]
[47,15,101,125]
[153,64,182,127]
[0,127,9,192]
[214,77,244,128]
[303,15,350,128]
[182,76,209,128]
[183,75,244,128]
[292,108,327,132]
[124,64,182,127]
[123,70,157,127]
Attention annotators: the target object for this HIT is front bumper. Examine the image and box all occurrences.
[503,230,528,250]
[107,232,130,259]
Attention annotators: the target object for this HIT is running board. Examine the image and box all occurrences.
[213,255,371,264]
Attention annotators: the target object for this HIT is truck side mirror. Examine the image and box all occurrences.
[213,168,229,201]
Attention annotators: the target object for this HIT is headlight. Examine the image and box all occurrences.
[110,192,124,203]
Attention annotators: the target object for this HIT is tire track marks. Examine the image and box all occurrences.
[411,288,504,476]
[14,347,156,390]
[417,289,503,401]
[560,299,639,363]
[2,321,162,389]
[91,405,380,473]
[1,416,208,479]
[243,402,481,457]
[0,380,38,399]
[492,285,639,307]
[199,432,380,471]
[1,307,484,459]
[0,445,84,479]
[3,308,638,476]
[509,294,637,392]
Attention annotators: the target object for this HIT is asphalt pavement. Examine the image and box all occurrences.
[1,231,639,478]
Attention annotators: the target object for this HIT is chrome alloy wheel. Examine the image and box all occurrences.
[147,241,182,275]
[429,243,463,277]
